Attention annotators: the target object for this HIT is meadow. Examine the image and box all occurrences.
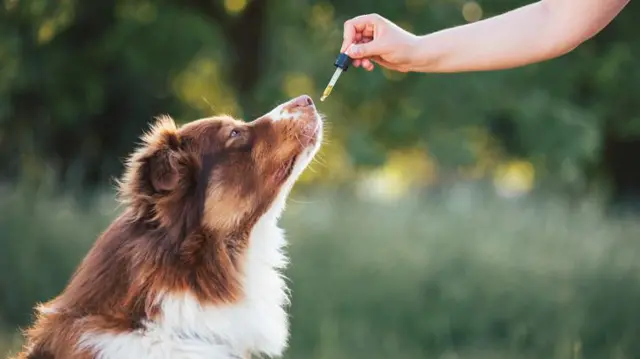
[2,184,639,359]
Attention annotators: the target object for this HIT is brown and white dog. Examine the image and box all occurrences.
[14,95,323,359]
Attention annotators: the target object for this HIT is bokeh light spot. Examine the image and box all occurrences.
[493,160,535,198]
[135,2,157,23]
[462,1,483,22]
[310,2,335,31]
[224,0,248,15]
[405,0,425,12]
[357,148,437,202]
[172,57,239,118]
[4,0,18,11]
[35,1,75,45]
[282,73,316,99]
[37,21,55,44]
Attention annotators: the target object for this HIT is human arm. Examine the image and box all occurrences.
[342,0,630,73]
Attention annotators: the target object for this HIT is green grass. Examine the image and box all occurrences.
[1,184,639,359]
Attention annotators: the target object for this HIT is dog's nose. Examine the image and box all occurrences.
[291,95,314,108]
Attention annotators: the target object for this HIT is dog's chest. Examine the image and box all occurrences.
[155,261,289,357]
[82,223,290,359]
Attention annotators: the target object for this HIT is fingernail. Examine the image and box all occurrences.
[348,45,360,57]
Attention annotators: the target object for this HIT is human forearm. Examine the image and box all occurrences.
[409,0,629,73]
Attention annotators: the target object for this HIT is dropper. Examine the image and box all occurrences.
[320,52,352,102]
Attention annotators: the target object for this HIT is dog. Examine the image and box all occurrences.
[13,94,323,359]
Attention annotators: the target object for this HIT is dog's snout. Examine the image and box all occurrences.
[291,95,314,108]
[272,94,319,123]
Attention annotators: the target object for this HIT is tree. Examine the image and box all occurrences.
[0,0,638,207]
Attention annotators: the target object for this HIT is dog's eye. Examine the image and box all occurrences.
[229,129,240,138]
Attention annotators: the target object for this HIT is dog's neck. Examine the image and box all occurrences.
[70,203,291,358]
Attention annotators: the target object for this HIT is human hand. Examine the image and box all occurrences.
[341,14,420,72]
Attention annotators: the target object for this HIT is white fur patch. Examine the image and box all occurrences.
[79,112,323,359]
[264,101,308,122]
[79,217,288,359]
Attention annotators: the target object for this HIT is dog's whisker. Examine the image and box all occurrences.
[287,197,317,205]
[201,97,216,113]
[309,162,326,171]
[311,156,328,167]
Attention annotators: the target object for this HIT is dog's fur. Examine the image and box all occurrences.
[13,95,323,359]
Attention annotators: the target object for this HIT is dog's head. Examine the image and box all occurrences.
[118,94,323,233]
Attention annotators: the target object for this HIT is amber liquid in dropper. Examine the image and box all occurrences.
[320,85,333,102]
[320,67,343,102]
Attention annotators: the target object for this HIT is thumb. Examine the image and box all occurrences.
[347,41,382,59]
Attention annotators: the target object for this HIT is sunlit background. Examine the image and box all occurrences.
[1,0,640,358]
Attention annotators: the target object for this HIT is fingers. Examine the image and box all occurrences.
[370,56,407,72]
[352,59,375,71]
[342,15,383,71]
[370,56,391,67]
[358,37,375,71]
[360,25,375,38]
[341,14,405,73]
[362,59,375,71]
[350,37,375,70]
[341,24,356,52]
[341,14,382,52]
[348,41,381,59]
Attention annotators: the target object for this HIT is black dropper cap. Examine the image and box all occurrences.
[334,53,352,71]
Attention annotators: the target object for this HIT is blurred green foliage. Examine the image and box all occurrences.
[2,186,640,358]
[1,0,639,199]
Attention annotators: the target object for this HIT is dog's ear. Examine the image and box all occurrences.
[140,116,183,194]
[117,115,201,219]
[146,137,180,193]
[118,115,186,202]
